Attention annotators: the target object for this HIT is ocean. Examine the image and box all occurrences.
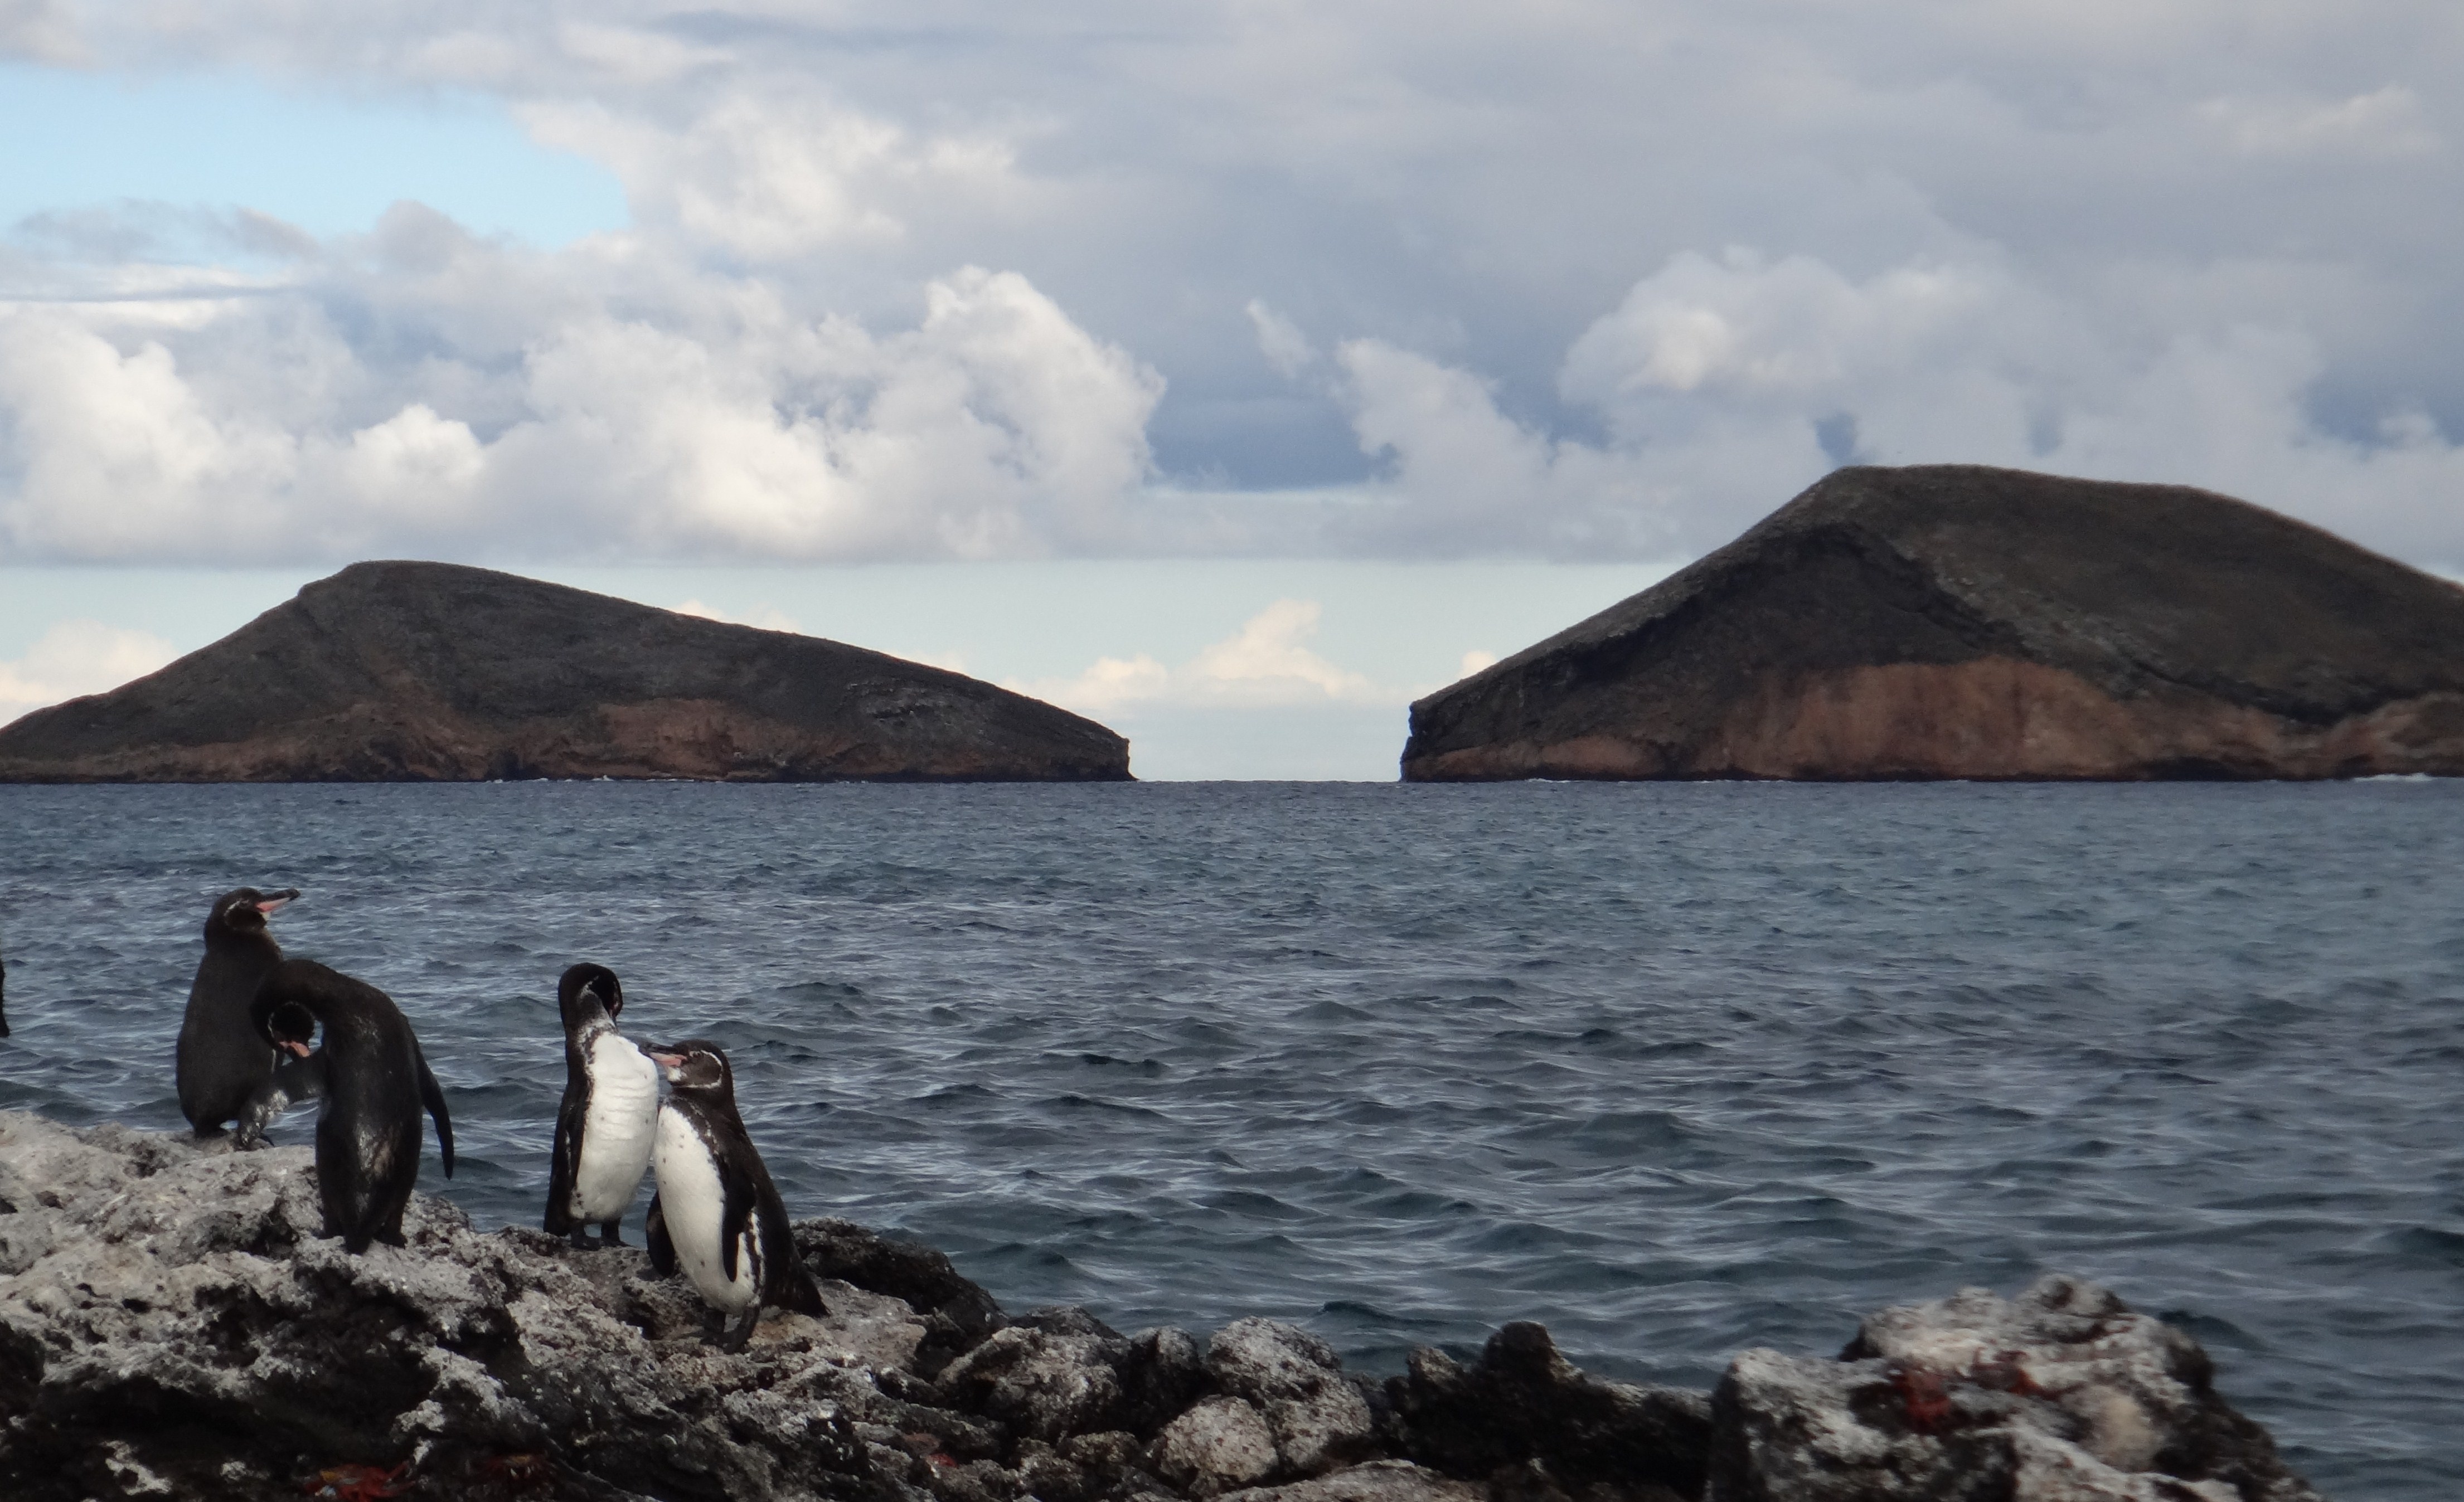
[1,780,2457,1497]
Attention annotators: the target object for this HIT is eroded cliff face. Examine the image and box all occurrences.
[0,563,1130,783]
[1410,660,2464,782]
[1404,466,2464,782]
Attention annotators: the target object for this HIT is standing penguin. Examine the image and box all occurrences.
[176,887,300,1136]
[644,1040,824,1349]
[235,959,454,1253]
[543,963,659,1248]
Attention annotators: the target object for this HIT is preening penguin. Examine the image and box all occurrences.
[236,959,454,1253]
[544,963,659,1249]
[176,887,299,1135]
[645,1039,824,1349]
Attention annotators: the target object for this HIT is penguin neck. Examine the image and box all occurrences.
[670,1086,738,1122]
[208,928,281,960]
[570,1011,621,1050]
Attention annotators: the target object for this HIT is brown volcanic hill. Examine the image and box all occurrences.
[0,562,1131,782]
[1403,464,2464,782]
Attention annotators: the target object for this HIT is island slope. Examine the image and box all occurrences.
[0,562,1130,782]
[1404,464,2464,781]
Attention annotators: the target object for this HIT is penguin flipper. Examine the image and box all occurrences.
[235,1050,328,1149]
[644,1192,676,1276]
[718,1166,758,1286]
[544,1085,586,1236]
[415,1044,454,1179]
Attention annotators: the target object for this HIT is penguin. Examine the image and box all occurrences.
[542,963,660,1249]
[234,959,454,1253]
[176,887,300,1136]
[643,1040,824,1349]
[1,937,10,1039]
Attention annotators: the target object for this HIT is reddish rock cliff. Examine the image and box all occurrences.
[1403,465,2464,781]
[0,562,1131,782]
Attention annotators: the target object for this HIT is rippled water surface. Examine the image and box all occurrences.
[2,781,2459,1496]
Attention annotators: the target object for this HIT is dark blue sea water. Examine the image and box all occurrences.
[1,781,2458,1496]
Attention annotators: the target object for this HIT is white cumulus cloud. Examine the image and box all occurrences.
[0,620,177,726]
[1015,598,1385,716]
[2197,86,2440,160]
[0,245,1165,564]
[4,2,2463,571]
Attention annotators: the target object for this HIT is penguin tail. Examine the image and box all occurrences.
[778,1262,827,1318]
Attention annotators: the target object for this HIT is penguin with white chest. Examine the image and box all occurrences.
[543,963,659,1248]
[645,1040,824,1349]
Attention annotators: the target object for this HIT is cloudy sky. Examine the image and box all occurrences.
[3,2,2460,776]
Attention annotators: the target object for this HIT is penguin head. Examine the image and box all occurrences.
[646,1039,734,1100]
[249,957,352,1050]
[262,999,318,1058]
[557,963,625,1032]
[207,887,299,940]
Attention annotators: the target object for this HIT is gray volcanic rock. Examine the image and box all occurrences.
[1206,1319,1380,1480]
[0,1112,2322,1502]
[1385,1321,1709,1501]
[1403,465,2464,781]
[0,561,1129,782]
[1705,1276,2321,1502]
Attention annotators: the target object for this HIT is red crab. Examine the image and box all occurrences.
[300,1462,410,1501]
[478,1452,553,1490]
[1886,1363,1953,1432]
[1969,1349,2045,1397]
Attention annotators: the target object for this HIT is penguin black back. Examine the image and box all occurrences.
[244,958,453,1253]
[647,1039,823,1347]
[176,887,298,1135]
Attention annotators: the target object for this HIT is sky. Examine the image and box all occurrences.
[2,3,2461,777]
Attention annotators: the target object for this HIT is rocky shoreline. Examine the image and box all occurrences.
[0,1113,2321,1501]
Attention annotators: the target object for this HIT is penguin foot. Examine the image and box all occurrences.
[598,1223,628,1247]
[568,1229,596,1251]
[715,1311,756,1353]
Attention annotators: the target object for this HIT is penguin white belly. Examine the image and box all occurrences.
[654,1106,759,1313]
[571,1034,659,1222]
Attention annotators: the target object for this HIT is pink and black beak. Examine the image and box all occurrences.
[255,888,300,915]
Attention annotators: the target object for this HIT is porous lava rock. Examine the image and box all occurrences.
[1403,464,2464,781]
[1705,1276,2322,1502]
[1385,1321,1710,1501]
[0,561,1130,783]
[0,1112,2321,1502]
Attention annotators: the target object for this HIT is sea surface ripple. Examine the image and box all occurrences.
[1,781,2458,1497]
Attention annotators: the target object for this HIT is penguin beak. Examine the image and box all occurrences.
[279,1039,312,1058]
[254,889,300,914]
[645,1049,685,1080]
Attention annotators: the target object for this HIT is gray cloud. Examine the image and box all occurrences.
[3,1,2461,566]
